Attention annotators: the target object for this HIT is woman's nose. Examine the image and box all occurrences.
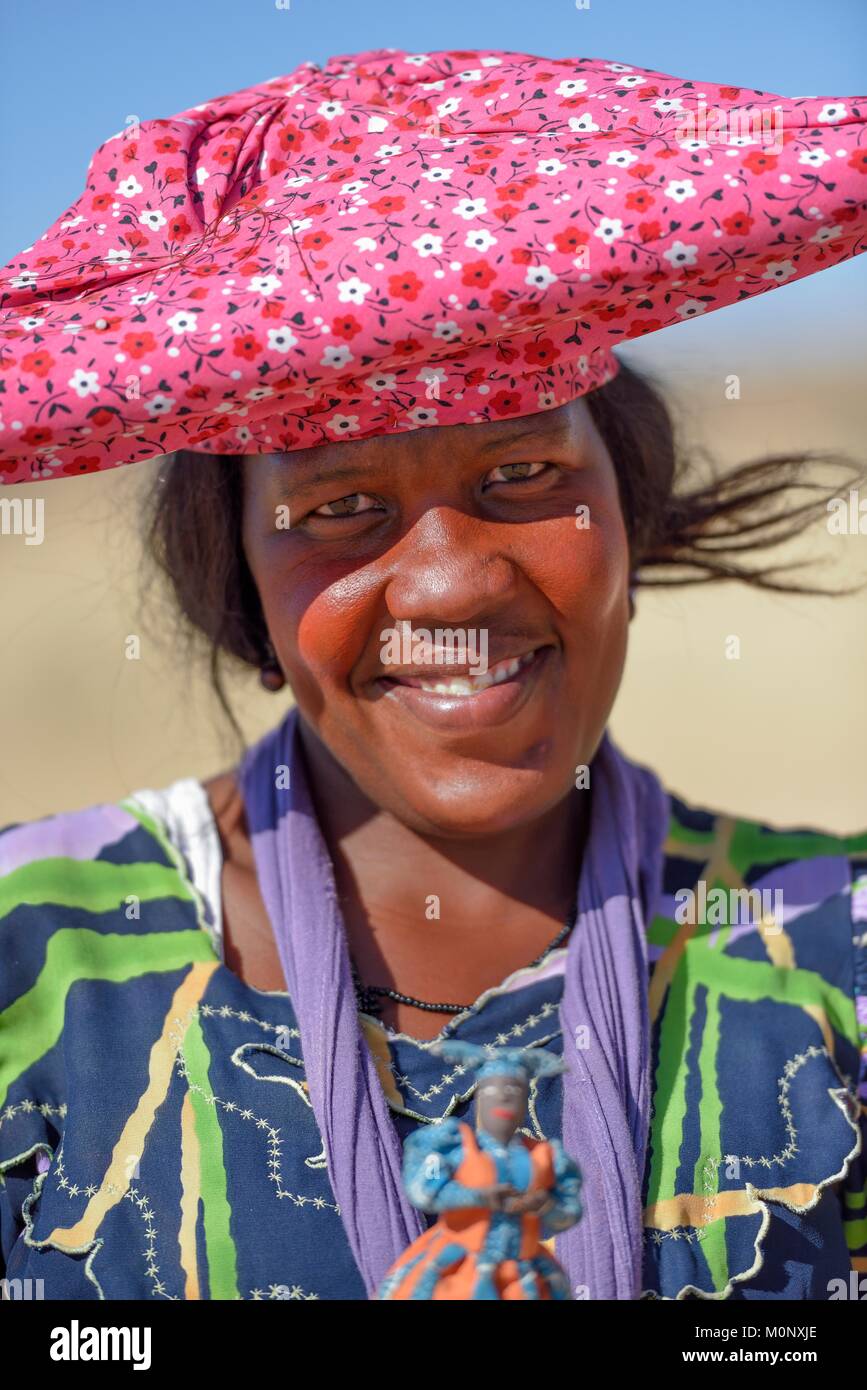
[382,508,519,624]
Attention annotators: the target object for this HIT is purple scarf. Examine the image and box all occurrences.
[239,706,669,1299]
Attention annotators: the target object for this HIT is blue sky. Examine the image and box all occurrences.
[3,0,865,365]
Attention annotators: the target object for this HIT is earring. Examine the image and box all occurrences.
[259,640,286,692]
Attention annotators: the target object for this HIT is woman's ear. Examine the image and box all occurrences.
[628,575,638,622]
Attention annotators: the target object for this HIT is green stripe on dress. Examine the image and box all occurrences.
[183,1011,240,1300]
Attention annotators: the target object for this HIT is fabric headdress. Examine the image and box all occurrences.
[1,46,865,483]
[431,1038,568,1083]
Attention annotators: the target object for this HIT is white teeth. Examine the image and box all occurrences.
[412,650,534,696]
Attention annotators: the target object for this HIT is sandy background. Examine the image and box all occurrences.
[1,342,865,837]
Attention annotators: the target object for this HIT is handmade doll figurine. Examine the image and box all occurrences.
[377,1042,581,1300]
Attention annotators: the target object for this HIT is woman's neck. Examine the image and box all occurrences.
[297,718,591,1041]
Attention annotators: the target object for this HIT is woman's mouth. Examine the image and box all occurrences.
[372,645,554,733]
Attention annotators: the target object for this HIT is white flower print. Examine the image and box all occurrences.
[412,233,444,257]
[374,144,402,159]
[675,299,707,319]
[465,228,497,252]
[433,320,462,342]
[536,158,568,176]
[10,271,37,289]
[437,97,462,118]
[337,276,372,305]
[248,274,282,296]
[326,412,361,435]
[525,264,558,290]
[354,236,379,252]
[245,385,275,401]
[321,344,353,370]
[665,178,698,203]
[195,167,209,185]
[654,98,684,114]
[798,149,832,167]
[453,197,487,219]
[166,310,198,335]
[569,114,601,134]
[317,100,344,119]
[555,79,588,98]
[457,69,484,82]
[810,225,843,245]
[60,215,86,229]
[662,240,699,268]
[616,75,646,88]
[130,291,156,306]
[594,217,625,243]
[139,209,167,231]
[68,368,100,397]
[18,316,45,331]
[606,150,640,168]
[408,406,438,426]
[267,327,299,353]
[762,259,796,282]
[421,167,453,182]
[104,248,131,263]
[817,103,847,123]
[117,176,143,197]
[340,180,368,196]
[144,394,176,417]
[365,372,398,391]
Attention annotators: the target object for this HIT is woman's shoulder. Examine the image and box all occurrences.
[0,778,224,983]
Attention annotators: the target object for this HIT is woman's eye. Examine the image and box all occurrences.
[484,459,552,486]
[312,492,380,518]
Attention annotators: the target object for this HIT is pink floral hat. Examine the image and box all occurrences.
[1,47,865,484]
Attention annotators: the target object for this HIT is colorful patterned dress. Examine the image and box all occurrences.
[1,775,866,1300]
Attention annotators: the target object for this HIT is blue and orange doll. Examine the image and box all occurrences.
[377,1042,582,1300]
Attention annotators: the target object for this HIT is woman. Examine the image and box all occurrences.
[0,46,866,1302]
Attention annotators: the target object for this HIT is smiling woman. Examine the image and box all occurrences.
[1,44,867,1305]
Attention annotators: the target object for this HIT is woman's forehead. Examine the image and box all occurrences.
[254,397,591,482]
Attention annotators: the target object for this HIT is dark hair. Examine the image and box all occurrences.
[142,361,864,740]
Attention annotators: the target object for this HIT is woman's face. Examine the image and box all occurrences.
[241,397,631,837]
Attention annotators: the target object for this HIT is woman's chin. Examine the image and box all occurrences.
[377,766,576,840]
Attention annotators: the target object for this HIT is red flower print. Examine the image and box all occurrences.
[489,290,513,313]
[833,203,861,221]
[279,124,304,152]
[233,334,263,360]
[496,181,529,202]
[637,220,662,242]
[743,151,778,174]
[213,143,237,165]
[89,408,115,427]
[21,426,53,447]
[388,270,424,301]
[461,260,497,289]
[332,314,362,340]
[719,87,742,100]
[261,301,284,319]
[164,167,185,184]
[121,331,157,358]
[168,215,192,240]
[154,136,180,154]
[523,338,558,366]
[392,337,422,358]
[330,135,363,154]
[625,189,654,212]
[301,231,333,251]
[552,228,590,255]
[184,384,211,400]
[369,195,406,216]
[61,456,101,476]
[493,205,520,224]
[848,150,867,175]
[21,350,54,377]
[722,211,755,236]
[510,247,534,265]
[92,193,112,211]
[630,163,655,179]
[490,390,521,412]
